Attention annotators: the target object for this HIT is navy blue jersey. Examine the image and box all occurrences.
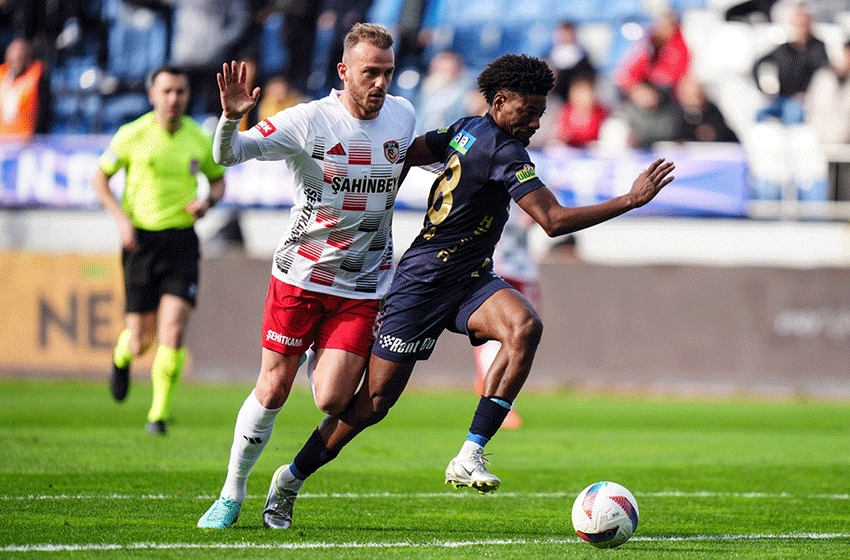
[396,114,545,283]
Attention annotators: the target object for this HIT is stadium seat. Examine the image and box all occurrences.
[595,116,630,154]
[451,23,504,70]
[100,93,151,133]
[259,12,287,78]
[672,0,708,11]
[601,21,645,75]
[578,22,616,69]
[507,0,555,23]
[442,0,501,24]
[366,0,404,27]
[106,3,168,83]
[600,0,650,23]
[554,1,603,24]
[52,92,104,134]
[499,21,553,59]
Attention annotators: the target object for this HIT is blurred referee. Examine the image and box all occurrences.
[92,65,226,435]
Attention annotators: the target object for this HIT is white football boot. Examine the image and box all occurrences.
[262,465,303,529]
[445,448,501,493]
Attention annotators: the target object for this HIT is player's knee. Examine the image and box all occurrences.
[364,394,394,425]
[314,393,349,417]
[506,313,543,354]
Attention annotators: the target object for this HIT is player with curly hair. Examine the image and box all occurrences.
[261,53,675,528]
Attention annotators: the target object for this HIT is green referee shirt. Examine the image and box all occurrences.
[99,112,226,231]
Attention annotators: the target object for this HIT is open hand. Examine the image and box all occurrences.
[217,60,260,120]
[628,158,675,208]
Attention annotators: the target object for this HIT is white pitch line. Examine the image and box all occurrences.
[4,534,850,553]
[2,491,849,501]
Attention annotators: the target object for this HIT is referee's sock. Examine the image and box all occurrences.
[113,328,133,368]
[147,345,186,423]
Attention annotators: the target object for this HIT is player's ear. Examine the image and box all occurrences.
[491,91,507,114]
[337,61,347,82]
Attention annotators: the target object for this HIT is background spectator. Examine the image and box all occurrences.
[393,0,437,73]
[313,0,373,92]
[806,39,850,144]
[555,76,607,148]
[0,37,48,136]
[752,2,829,124]
[168,0,259,116]
[414,49,472,133]
[725,0,780,23]
[275,0,323,93]
[615,10,690,96]
[547,20,596,103]
[675,74,738,143]
[257,75,309,122]
[621,80,681,149]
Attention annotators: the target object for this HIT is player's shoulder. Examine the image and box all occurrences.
[287,92,337,118]
[448,115,512,151]
[383,93,415,117]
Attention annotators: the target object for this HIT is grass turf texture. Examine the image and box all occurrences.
[1,378,849,559]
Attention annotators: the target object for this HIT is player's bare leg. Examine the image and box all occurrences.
[264,356,416,525]
[446,288,542,492]
[262,348,368,529]
[475,341,523,429]
[309,348,368,416]
[199,348,301,529]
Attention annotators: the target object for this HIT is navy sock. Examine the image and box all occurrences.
[292,429,339,479]
[468,395,511,445]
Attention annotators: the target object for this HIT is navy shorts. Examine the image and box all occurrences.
[372,270,514,363]
[122,227,200,313]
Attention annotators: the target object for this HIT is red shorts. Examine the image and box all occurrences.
[261,276,380,357]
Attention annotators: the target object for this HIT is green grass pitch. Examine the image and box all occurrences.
[1,378,849,559]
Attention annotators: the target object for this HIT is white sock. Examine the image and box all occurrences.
[277,465,305,492]
[220,390,282,503]
[459,440,483,458]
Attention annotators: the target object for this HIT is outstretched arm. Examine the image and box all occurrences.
[518,158,674,237]
[213,61,266,166]
[217,60,260,120]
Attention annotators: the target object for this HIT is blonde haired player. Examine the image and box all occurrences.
[198,22,416,529]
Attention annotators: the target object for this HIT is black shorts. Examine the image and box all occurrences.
[371,270,514,363]
[122,227,200,313]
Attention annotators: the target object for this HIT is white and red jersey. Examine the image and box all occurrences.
[215,90,416,299]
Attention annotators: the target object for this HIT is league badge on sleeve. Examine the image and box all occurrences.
[254,119,277,137]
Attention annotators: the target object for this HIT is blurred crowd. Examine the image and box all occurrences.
[5,1,850,199]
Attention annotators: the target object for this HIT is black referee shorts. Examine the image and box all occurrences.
[122,227,200,313]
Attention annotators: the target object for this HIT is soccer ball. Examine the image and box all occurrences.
[571,481,639,548]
